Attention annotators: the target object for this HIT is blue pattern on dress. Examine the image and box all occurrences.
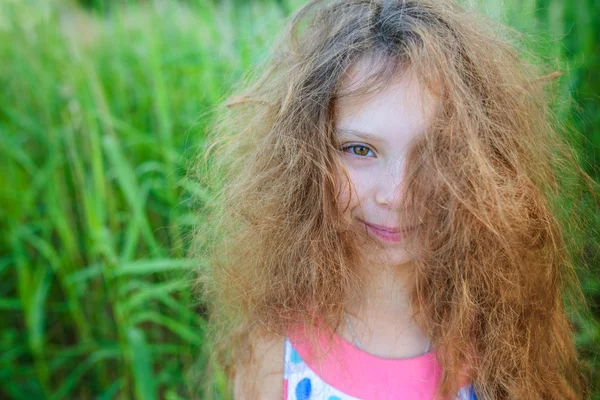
[296,377,312,400]
[469,384,478,400]
[291,347,303,364]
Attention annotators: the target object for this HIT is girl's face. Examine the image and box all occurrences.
[334,63,438,267]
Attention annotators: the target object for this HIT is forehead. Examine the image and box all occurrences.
[334,61,439,140]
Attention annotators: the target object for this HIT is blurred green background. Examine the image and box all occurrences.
[1,0,598,398]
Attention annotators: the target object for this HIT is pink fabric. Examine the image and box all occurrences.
[287,320,445,399]
[282,378,288,400]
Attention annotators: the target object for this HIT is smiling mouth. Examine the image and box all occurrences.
[358,220,417,233]
[358,220,418,243]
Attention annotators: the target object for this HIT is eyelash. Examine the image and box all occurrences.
[340,143,376,158]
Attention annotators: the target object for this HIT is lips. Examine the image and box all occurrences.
[359,220,417,233]
[359,220,414,243]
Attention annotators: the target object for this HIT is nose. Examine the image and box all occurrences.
[374,159,406,209]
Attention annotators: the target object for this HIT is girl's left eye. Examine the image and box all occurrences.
[341,144,376,158]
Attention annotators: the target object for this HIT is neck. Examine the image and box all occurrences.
[348,260,416,323]
[340,260,430,358]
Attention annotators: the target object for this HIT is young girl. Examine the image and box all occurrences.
[192,0,594,398]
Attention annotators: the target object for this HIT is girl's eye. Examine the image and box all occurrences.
[341,144,376,158]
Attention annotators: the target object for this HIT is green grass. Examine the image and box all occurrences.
[0,0,598,398]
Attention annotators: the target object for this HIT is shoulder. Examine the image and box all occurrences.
[233,332,286,400]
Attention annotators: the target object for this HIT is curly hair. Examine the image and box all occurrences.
[189,0,598,398]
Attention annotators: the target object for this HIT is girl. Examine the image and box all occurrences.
[192,0,595,398]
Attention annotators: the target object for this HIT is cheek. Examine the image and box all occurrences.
[335,166,365,215]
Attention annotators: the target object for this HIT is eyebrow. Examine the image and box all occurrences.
[335,128,383,143]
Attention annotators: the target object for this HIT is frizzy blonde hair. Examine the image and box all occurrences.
[189,0,597,398]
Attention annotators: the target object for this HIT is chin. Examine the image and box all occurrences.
[372,248,414,267]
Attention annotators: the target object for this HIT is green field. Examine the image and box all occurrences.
[1,0,598,398]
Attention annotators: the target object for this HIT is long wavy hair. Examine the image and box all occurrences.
[189,0,598,398]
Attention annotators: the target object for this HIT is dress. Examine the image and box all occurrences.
[282,321,477,400]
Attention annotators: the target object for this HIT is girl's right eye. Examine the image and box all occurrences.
[340,144,376,158]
